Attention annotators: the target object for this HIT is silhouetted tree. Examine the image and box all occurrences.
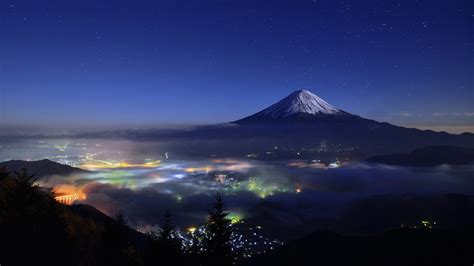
[204,193,235,266]
[115,209,129,228]
[0,168,72,265]
[97,210,141,266]
[159,210,174,239]
[145,210,184,265]
[0,167,148,265]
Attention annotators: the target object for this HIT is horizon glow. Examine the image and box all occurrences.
[1,1,473,133]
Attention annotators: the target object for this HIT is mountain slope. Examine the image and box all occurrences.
[160,90,472,154]
[86,89,473,157]
[367,146,474,166]
[235,89,356,124]
[0,159,88,177]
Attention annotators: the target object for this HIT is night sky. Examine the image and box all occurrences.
[1,0,473,132]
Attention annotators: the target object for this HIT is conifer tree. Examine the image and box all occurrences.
[205,193,235,266]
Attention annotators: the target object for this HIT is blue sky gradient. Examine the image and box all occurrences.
[1,0,473,132]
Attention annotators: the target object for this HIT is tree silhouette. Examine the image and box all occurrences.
[98,210,141,266]
[0,168,72,265]
[204,193,235,266]
[159,210,174,240]
[115,209,129,228]
[0,167,146,265]
[145,210,184,265]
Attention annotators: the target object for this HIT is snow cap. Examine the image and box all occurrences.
[259,89,341,118]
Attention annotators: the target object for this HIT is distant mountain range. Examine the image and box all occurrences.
[73,89,474,158]
[0,159,88,177]
[367,146,474,166]
[150,90,473,156]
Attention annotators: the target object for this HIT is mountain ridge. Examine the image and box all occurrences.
[158,89,474,156]
[366,146,474,166]
[0,159,88,178]
[73,89,474,158]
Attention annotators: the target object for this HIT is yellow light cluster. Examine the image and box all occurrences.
[81,160,161,169]
[184,166,213,173]
[53,184,86,205]
[287,161,326,169]
[55,193,86,205]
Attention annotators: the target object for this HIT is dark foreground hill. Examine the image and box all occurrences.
[2,165,474,266]
[0,167,144,266]
[69,204,147,250]
[244,227,474,266]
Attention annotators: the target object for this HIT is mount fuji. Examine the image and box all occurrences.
[234,89,357,124]
[85,89,474,158]
[163,89,474,156]
[241,89,342,118]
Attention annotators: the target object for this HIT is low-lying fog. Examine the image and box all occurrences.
[2,138,473,239]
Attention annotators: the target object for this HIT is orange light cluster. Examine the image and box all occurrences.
[81,160,161,169]
[54,184,86,205]
[55,193,86,205]
[287,161,326,169]
[184,166,213,173]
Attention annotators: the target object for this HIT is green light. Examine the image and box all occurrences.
[228,212,244,224]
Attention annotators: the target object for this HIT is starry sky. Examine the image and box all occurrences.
[1,0,473,133]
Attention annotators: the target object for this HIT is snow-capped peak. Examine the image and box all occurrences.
[258,90,341,118]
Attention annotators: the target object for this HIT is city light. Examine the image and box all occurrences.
[228,212,244,224]
[184,166,213,173]
[55,193,86,205]
[53,184,86,205]
[80,160,161,170]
